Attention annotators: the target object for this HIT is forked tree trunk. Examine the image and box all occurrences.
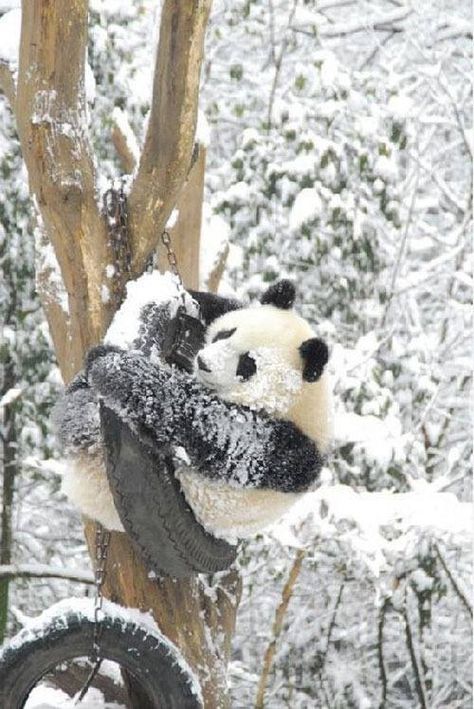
[0,1,240,706]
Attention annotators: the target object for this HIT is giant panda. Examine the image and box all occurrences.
[176,280,333,539]
[56,278,333,542]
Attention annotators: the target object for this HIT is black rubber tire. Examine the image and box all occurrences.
[101,405,238,578]
[0,606,202,708]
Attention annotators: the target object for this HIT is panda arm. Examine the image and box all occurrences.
[87,348,323,493]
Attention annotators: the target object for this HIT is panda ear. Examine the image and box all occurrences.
[299,338,329,382]
[260,280,295,309]
[188,290,242,325]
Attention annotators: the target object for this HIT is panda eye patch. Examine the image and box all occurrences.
[212,327,236,343]
[236,352,257,381]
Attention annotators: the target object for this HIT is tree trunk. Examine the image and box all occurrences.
[1,1,242,705]
[0,358,17,645]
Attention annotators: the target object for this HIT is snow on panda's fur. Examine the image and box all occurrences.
[55,277,332,541]
[176,284,333,539]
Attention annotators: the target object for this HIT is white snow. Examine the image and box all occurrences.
[387,93,413,119]
[111,107,140,167]
[199,204,230,289]
[335,410,404,466]
[105,271,197,348]
[0,386,22,407]
[85,60,96,105]
[25,684,126,708]
[4,597,203,705]
[0,8,20,64]
[374,155,398,182]
[289,188,323,230]
[165,207,179,229]
[275,484,472,577]
[196,109,211,148]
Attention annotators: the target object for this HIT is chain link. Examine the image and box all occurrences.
[103,182,132,281]
[161,229,183,286]
[75,523,110,704]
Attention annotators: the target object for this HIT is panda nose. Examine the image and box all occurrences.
[197,355,211,372]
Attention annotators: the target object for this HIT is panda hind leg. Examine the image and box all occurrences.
[61,449,124,532]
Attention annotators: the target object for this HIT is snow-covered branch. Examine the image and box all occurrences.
[0,563,93,584]
[111,106,139,174]
[16,0,112,374]
[292,6,412,39]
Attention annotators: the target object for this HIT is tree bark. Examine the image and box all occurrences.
[8,1,242,706]
[0,359,17,645]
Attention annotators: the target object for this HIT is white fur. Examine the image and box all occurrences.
[61,448,124,531]
[63,301,333,539]
[175,466,300,543]
[179,303,334,540]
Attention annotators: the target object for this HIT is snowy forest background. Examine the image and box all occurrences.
[0,0,472,707]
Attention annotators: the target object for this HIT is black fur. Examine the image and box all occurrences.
[299,337,329,382]
[188,290,242,325]
[236,352,257,381]
[260,279,295,309]
[85,348,323,493]
[56,289,325,496]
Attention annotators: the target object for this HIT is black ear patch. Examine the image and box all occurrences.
[188,290,243,325]
[260,280,295,309]
[299,338,329,382]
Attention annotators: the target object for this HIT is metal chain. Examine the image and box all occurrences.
[161,229,183,286]
[161,229,190,310]
[75,523,111,704]
[103,182,132,280]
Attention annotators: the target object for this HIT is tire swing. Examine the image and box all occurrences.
[101,403,238,578]
[0,599,202,708]
[100,228,237,578]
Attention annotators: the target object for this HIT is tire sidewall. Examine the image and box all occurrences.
[0,608,202,709]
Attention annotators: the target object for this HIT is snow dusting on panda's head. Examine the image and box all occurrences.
[194,302,316,417]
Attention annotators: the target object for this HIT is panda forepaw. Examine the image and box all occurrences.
[85,344,123,371]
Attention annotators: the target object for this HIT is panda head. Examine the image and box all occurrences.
[194,281,331,445]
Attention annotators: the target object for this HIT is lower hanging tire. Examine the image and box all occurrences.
[101,404,238,578]
[0,598,202,709]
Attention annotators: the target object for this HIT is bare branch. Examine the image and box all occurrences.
[0,59,15,106]
[403,593,428,709]
[294,6,412,39]
[255,549,305,709]
[377,598,390,708]
[434,544,473,619]
[111,107,139,174]
[267,0,299,128]
[0,563,93,584]
[162,146,206,289]
[128,0,212,277]
[206,242,230,293]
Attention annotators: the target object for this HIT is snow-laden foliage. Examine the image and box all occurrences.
[0,0,471,707]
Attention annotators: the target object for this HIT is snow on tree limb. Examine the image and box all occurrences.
[111,107,139,174]
[15,0,113,372]
[128,0,212,278]
[0,563,93,584]
[292,6,412,39]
